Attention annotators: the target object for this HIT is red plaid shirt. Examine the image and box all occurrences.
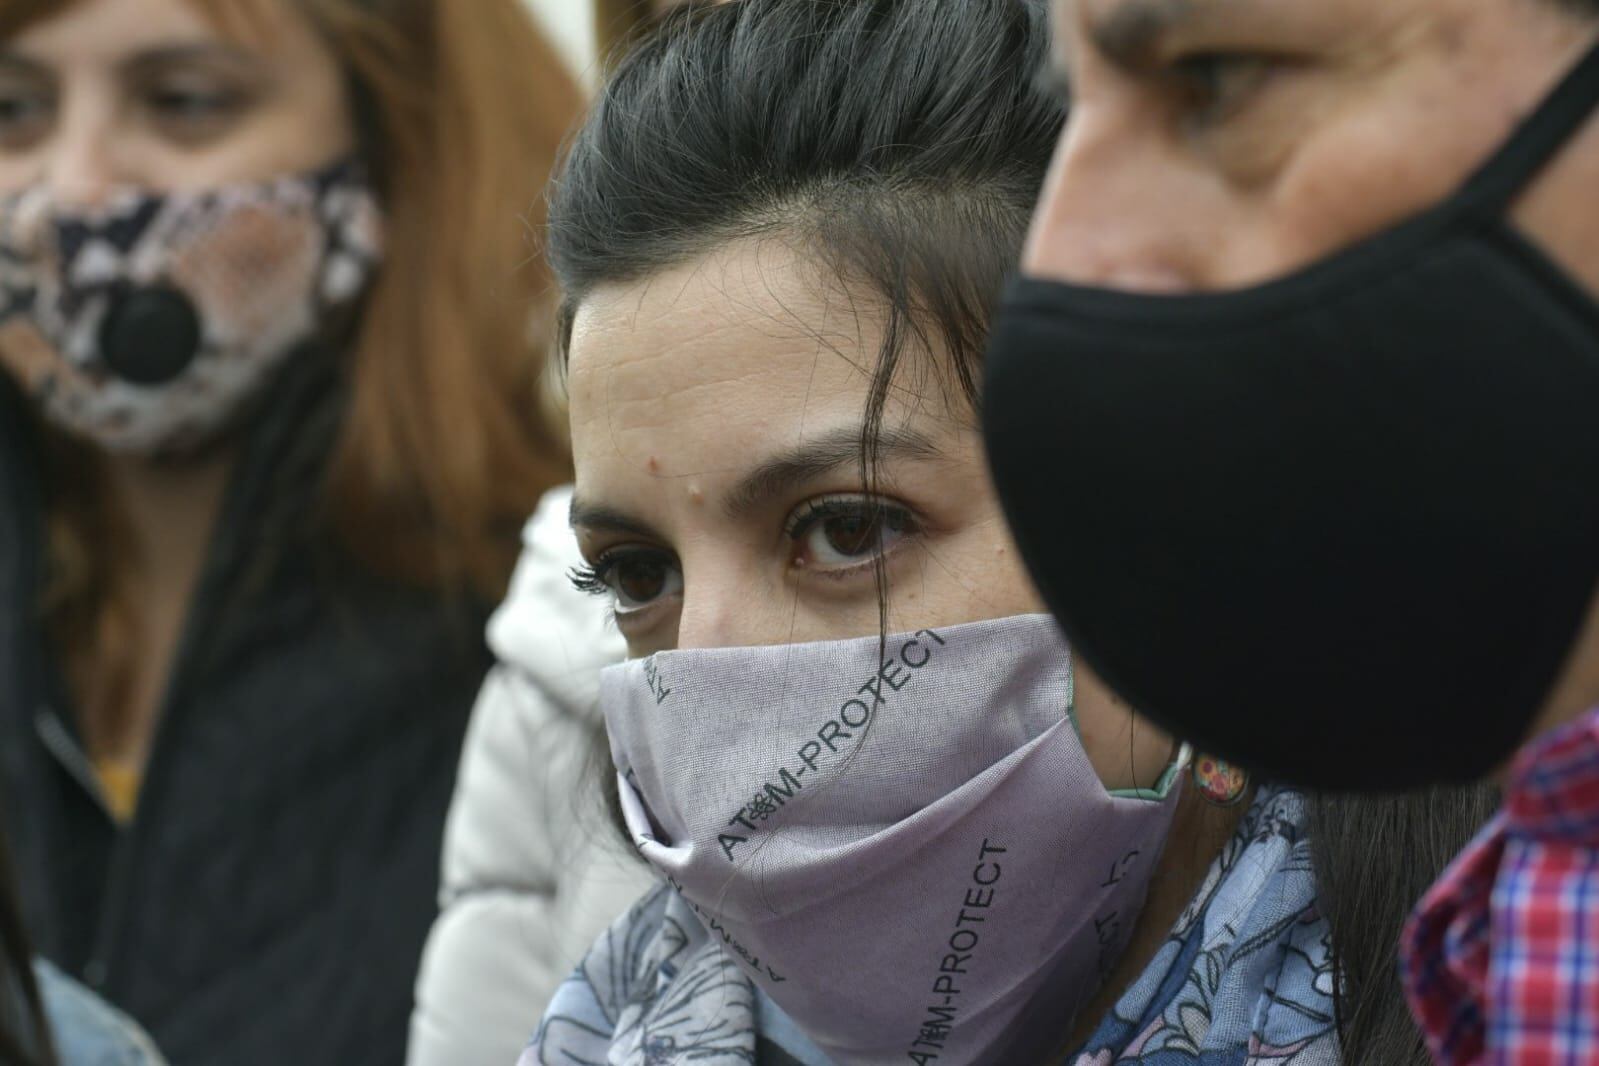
[1402,706,1599,1066]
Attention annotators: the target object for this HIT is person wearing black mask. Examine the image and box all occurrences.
[983,1,1599,1061]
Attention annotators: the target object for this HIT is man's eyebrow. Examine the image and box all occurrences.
[1087,0,1199,70]
[568,500,667,542]
[722,426,944,520]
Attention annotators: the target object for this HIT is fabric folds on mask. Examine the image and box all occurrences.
[0,159,382,456]
[602,614,1186,1065]
[983,36,1599,791]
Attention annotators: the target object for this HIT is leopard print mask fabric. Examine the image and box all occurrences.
[0,160,382,456]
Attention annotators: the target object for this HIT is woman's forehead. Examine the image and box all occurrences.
[4,0,294,49]
[566,243,966,488]
[574,245,952,417]
[571,244,876,404]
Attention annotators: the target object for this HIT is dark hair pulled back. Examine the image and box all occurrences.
[548,0,1062,419]
[547,3,1495,1063]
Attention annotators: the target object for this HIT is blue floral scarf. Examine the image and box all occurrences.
[1071,786,1340,1065]
[524,785,1340,1066]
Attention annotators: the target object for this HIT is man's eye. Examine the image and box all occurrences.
[1169,53,1274,126]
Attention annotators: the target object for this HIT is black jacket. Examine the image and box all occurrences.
[0,362,490,1065]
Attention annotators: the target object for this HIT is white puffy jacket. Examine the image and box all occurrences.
[407,488,656,1066]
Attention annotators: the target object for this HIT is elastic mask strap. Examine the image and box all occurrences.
[1456,32,1599,215]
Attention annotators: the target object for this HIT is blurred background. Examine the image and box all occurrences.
[526,0,599,83]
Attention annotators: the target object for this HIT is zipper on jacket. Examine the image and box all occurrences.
[33,706,119,988]
[32,707,113,821]
[80,504,242,998]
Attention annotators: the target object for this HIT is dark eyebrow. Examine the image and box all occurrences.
[120,43,267,80]
[567,501,669,542]
[1088,0,1198,71]
[722,426,944,520]
[569,427,944,538]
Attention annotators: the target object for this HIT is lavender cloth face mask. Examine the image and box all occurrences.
[603,613,1188,1064]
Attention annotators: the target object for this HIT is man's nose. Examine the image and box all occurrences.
[1022,103,1223,292]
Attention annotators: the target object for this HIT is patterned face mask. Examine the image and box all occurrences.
[594,615,1189,1065]
[0,160,382,457]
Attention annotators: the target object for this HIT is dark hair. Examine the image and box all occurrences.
[548,0,1061,421]
[1310,787,1499,1065]
[549,1,1491,1060]
[0,830,52,1066]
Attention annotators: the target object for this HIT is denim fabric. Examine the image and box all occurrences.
[36,962,165,1066]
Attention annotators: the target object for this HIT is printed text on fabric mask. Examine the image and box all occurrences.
[717,629,948,862]
[907,838,1007,1064]
[598,615,1186,1064]
[1095,849,1145,981]
[644,657,672,704]
[661,872,787,984]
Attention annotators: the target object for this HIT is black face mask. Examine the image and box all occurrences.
[984,36,1599,790]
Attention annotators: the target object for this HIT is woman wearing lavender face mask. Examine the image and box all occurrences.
[521,2,1494,1064]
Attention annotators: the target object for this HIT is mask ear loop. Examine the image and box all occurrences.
[1453,32,1599,219]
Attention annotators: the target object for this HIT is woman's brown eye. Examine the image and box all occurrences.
[823,514,882,558]
[142,82,252,144]
[791,499,917,571]
[617,558,669,604]
[152,89,240,116]
[604,553,684,613]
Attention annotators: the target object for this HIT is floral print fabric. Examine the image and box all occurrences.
[527,785,1339,1066]
[1072,785,1340,1066]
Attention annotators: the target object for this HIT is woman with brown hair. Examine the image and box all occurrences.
[0,0,581,1062]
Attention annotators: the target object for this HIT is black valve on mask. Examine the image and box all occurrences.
[98,285,201,386]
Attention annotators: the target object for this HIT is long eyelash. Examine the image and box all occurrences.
[568,563,611,597]
[785,498,851,541]
[785,497,915,539]
[570,547,676,597]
